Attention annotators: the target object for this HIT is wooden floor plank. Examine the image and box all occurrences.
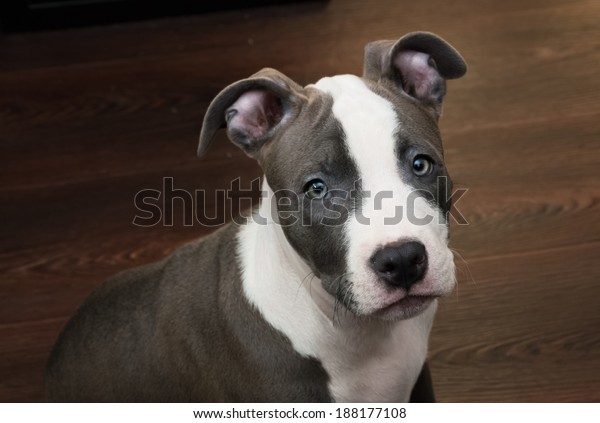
[431,242,600,402]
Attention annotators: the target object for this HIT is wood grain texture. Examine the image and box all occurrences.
[1,0,599,402]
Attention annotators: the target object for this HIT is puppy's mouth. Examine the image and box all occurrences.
[374,294,438,320]
[321,273,442,320]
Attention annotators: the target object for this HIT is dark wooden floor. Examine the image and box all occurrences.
[1,0,599,402]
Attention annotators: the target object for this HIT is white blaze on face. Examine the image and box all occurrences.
[313,75,456,316]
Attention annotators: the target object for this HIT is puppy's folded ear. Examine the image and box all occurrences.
[363,32,467,116]
[198,68,304,158]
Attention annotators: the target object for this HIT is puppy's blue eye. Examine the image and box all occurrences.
[412,155,433,176]
[304,179,328,199]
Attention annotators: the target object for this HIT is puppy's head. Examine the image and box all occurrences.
[199,32,466,320]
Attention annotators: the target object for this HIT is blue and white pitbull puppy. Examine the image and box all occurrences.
[46,32,467,402]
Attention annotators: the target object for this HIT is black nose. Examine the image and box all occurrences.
[370,241,428,290]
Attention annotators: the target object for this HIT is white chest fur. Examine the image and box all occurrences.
[322,304,436,402]
[237,184,436,402]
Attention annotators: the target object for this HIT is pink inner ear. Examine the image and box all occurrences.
[226,89,282,141]
[393,50,441,101]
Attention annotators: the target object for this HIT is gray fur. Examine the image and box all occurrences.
[46,224,331,401]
